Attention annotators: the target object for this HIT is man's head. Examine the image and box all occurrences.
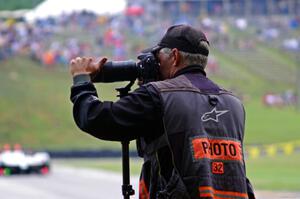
[144,24,209,80]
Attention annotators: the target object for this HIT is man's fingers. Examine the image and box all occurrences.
[87,57,93,66]
[82,57,87,65]
[86,57,97,72]
[69,56,107,76]
[97,57,108,69]
[70,59,76,65]
[75,57,81,63]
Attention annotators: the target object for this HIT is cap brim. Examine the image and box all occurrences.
[141,45,162,54]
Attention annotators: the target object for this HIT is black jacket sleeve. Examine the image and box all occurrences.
[70,81,163,141]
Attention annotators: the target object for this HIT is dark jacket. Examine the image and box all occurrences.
[70,65,255,199]
[139,74,255,199]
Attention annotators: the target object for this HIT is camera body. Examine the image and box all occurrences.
[91,52,160,84]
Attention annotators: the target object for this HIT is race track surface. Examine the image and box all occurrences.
[0,165,139,199]
[0,164,299,199]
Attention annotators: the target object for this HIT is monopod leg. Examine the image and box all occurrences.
[121,141,135,199]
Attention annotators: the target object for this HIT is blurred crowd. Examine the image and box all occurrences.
[0,9,223,71]
[0,12,111,68]
[254,16,300,52]
[0,3,299,65]
[262,90,297,108]
[0,1,299,106]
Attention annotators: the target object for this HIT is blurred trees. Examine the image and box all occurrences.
[0,0,44,11]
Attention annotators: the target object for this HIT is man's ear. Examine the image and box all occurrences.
[172,48,181,67]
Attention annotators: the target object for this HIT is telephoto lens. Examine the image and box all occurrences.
[91,61,140,83]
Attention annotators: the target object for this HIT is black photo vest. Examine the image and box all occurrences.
[139,74,254,199]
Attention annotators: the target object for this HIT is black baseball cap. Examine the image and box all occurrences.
[143,24,209,56]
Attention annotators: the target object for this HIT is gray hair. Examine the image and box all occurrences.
[160,41,209,69]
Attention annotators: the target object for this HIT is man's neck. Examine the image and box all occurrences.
[173,64,206,77]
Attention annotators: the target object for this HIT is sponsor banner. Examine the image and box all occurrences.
[245,140,300,159]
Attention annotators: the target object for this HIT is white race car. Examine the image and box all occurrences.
[0,146,50,175]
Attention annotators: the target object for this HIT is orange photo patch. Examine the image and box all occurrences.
[192,137,242,162]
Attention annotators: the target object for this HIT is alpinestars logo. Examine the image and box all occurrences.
[201,107,229,122]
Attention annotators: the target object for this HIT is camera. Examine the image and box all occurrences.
[91,52,160,84]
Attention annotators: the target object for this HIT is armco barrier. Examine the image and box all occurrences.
[46,149,139,158]
[34,140,300,159]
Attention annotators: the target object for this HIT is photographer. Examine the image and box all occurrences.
[69,24,255,199]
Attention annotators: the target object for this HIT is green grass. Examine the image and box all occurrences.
[244,99,300,144]
[0,57,127,150]
[246,153,300,191]
[1,55,300,149]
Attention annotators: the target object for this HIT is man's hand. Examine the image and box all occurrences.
[69,57,107,77]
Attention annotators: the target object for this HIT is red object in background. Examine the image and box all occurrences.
[3,144,11,151]
[125,5,144,16]
[40,166,50,175]
[14,143,22,151]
